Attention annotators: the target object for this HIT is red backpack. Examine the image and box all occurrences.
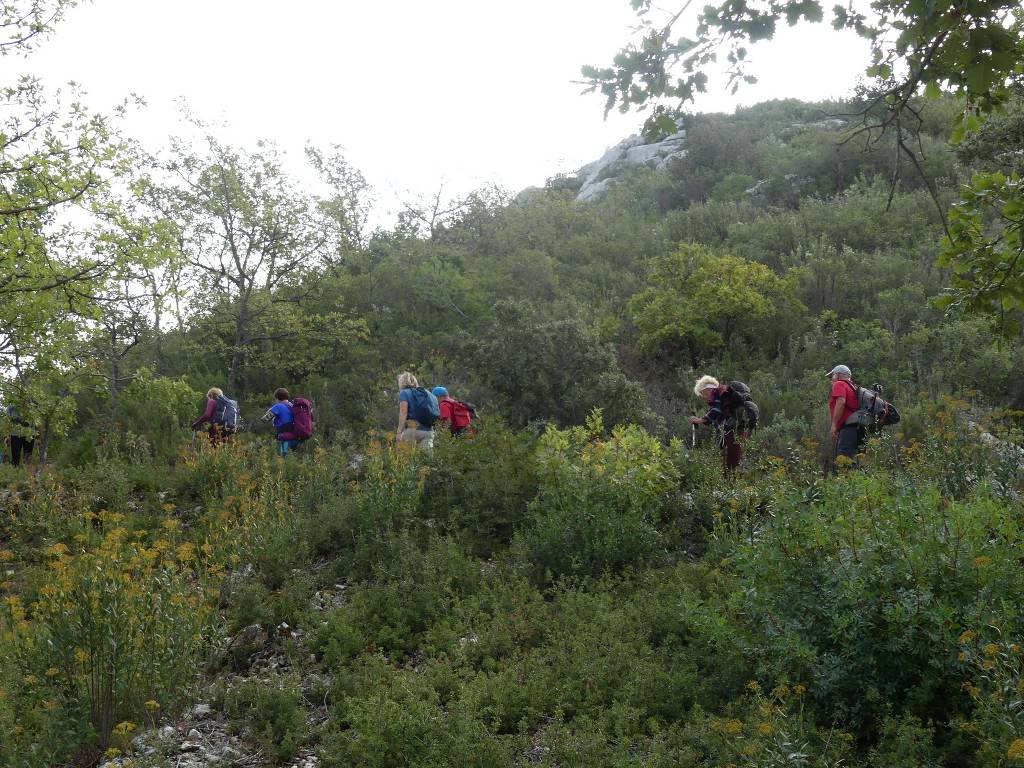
[291,398,314,440]
[448,400,476,430]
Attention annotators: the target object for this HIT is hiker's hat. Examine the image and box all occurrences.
[826,364,852,377]
[432,386,448,398]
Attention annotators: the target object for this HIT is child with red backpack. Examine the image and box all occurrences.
[432,387,477,436]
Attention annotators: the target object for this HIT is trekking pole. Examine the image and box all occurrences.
[690,409,697,449]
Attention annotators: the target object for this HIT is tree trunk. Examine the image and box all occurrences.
[230,301,250,396]
[38,417,49,468]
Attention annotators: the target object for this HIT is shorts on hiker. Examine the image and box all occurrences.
[835,423,865,464]
[399,426,434,450]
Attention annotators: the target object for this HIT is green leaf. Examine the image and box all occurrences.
[923,81,941,100]
[965,65,992,95]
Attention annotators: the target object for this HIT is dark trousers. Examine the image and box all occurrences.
[835,423,865,465]
[206,425,234,446]
[722,430,743,472]
[10,435,33,467]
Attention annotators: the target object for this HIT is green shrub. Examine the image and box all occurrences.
[327,442,425,579]
[228,572,314,634]
[322,666,517,768]
[419,422,539,555]
[221,675,307,764]
[728,471,1024,741]
[315,534,480,664]
[515,418,681,580]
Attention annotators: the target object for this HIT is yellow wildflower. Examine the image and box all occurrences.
[758,722,774,735]
[144,700,160,712]
[959,630,976,644]
[1008,739,1024,760]
[746,680,761,694]
[44,542,68,558]
[962,682,981,699]
[793,684,806,696]
[984,643,1000,657]
[103,748,122,759]
[44,667,58,677]
[973,556,992,568]
[723,719,743,735]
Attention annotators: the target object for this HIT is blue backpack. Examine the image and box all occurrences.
[408,387,440,427]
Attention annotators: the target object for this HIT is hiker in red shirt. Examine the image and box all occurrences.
[432,386,475,436]
[827,364,864,465]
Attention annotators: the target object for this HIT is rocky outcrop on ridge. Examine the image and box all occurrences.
[573,128,688,202]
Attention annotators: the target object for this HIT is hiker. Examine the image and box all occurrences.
[396,372,438,450]
[191,387,238,445]
[262,388,296,456]
[433,386,476,436]
[828,364,865,465]
[689,375,757,473]
[5,404,33,467]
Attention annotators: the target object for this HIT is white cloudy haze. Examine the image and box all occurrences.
[16,0,871,223]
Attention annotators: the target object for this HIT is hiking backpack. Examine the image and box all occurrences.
[841,381,900,430]
[290,398,314,440]
[721,381,760,432]
[448,400,477,430]
[408,387,441,427]
[213,394,240,429]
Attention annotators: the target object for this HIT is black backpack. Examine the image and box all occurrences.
[721,381,759,432]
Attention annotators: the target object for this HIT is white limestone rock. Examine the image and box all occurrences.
[573,124,687,202]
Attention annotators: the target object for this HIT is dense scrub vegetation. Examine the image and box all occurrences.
[4,402,1024,766]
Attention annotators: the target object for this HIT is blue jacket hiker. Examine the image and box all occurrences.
[262,388,297,455]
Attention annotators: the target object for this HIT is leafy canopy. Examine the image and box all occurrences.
[584,0,1022,125]
[630,245,804,357]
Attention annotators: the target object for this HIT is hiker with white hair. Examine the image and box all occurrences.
[827,364,864,464]
[690,375,758,473]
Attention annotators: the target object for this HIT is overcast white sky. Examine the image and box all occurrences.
[15,0,870,223]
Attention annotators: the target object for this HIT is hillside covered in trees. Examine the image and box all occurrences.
[26,92,1024,453]
[4,1,1024,766]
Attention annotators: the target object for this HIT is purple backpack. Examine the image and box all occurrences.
[291,398,314,440]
